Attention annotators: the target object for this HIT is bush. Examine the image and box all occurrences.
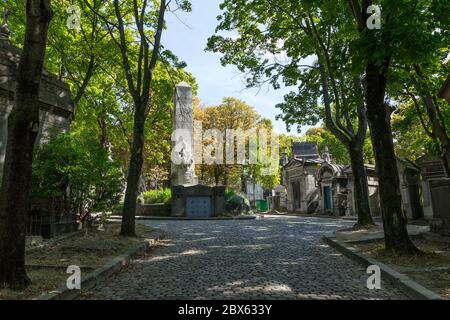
[142,188,172,204]
[225,187,236,201]
[32,133,125,223]
[225,189,251,214]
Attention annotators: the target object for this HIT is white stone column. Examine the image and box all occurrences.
[171,82,198,186]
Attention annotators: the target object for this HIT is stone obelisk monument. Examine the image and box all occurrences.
[171,82,198,186]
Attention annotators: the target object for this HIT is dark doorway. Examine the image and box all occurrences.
[324,186,332,210]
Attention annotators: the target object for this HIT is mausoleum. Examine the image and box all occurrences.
[0,12,76,237]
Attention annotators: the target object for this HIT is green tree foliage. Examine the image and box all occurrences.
[195,97,280,189]
[5,0,198,192]
[305,127,375,165]
[305,128,350,164]
[32,133,124,221]
[206,0,376,227]
[392,103,446,161]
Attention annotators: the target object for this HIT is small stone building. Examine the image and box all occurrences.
[282,142,323,213]
[282,143,382,217]
[0,33,75,181]
[415,156,447,218]
[316,159,347,215]
[281,139,449,225]
[397,158,424,220]
[343,164,380,217]
[0,21,75,237]
[315,149,380,217]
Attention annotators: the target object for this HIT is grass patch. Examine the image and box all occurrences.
[0,223,155,300]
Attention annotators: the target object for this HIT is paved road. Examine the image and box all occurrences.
[81,215,407,300]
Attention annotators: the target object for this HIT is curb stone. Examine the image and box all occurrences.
[322,236,442,300]
[36,232,164,300]
[109,215,257,221]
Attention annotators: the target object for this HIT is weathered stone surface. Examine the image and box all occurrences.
[430,178,450,236]
[81,216,407,300]
[0,38,75,181]
[171,82,197,186]
[171,185,225,217]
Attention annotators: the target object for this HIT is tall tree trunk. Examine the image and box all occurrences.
[365,62,417,253]
[318,63,374,228]
[112,0,166,236]
[121,106,145,237]
[0,0,53,289]
[348,143,374,226]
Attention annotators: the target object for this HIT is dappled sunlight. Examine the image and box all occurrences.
[207,244,273,250]
[180,249,208,256]
[111,217,408,299]
[184,237,217,243]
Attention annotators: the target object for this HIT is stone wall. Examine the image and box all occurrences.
[430,178,450,236]
[0,38,74,182]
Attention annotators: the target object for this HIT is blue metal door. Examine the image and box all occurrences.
[186,197,212,218]
[324,186,332,210]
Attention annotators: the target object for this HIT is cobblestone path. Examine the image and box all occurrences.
[81,215,407,300]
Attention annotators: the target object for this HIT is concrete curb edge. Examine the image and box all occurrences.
[109,215,257,221]
[36,234,162,300]
[322,236,442,300]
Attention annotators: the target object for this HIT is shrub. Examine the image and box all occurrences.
[32,133,125,224]
[142,188,172,204]
[225,187,236,201]
[225,191,251,214]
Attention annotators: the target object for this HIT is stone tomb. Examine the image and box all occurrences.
[170,82,225,218]
[0,21,76,237]
[171,185,225,218]
[429,178,450,236]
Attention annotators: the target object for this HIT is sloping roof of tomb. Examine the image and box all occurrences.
[317,163,346,179]
[291,142,321,160]
[0,39,75,116]
[342,164,377,175]
[397,157,421,173]
[283,156,324,169]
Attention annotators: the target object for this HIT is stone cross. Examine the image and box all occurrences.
[171,82,198,186]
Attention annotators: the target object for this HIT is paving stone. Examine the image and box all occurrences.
[81,215,407,300]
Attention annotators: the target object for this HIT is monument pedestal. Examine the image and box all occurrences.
[171,185,225,218]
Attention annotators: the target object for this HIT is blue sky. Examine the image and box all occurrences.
[162,0,306,135]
